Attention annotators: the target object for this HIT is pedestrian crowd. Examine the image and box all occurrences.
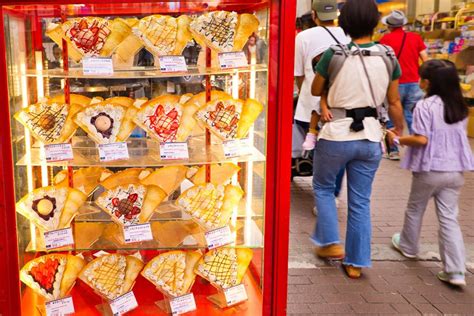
[294,0,474,285]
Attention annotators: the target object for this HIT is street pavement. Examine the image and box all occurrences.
[287,145,474,315]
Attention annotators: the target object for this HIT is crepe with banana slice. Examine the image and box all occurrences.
[141,250,201,297]
[79,254,143,300]
[20,254,85,301]
[176,183,243,231]
[195,248,253,289]
[46,17,132,62]
[74,101,138,144]
[16,185,87,231]
[189,11,259,53]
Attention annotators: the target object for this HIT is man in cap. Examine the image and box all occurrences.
[380,10,429,160]
[293,0,349,214]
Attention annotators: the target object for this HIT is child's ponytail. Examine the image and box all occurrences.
[419,60,468,124]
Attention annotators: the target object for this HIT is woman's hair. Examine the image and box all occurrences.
[419,59,469,124]
[339,0,380,39]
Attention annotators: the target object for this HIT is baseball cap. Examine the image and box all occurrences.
[312,0,338,21]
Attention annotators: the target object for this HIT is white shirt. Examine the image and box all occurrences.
[294,26,349,122]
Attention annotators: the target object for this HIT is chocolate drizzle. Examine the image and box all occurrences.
[198,13,235,50]
[25,106,67,143]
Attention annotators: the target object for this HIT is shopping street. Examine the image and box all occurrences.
[288,142,474,315]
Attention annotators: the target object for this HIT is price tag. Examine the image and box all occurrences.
[159,56,188,73]
[123,223,153,244]
[224,284,248,306]
[45,296,75,316]
[160,142,189,160]
[82,57,114,75]
[218,51,248,69]
[44,228,74,250]
[204,226,233,249]
[44,143,74,162]
[109,291,138,316]
[223,138,251,158]
[169,293,197,315]
[98,142,129,162]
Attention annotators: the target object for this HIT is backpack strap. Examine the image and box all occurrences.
[327,44,351,86]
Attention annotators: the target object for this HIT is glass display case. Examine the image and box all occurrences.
[0,1,295,315]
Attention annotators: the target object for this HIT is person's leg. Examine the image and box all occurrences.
[343,140,382,268]
[400,83,424,133]
[399,172,436,255]
[434,172,466,274]
[335,167,345,198]
[311,140,350,246]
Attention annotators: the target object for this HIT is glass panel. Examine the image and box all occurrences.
[4,1,270,314]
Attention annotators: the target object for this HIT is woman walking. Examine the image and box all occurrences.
[389,60,474,286]
[310,0,405,278]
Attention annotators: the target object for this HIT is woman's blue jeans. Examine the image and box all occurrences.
[311,139,382,267]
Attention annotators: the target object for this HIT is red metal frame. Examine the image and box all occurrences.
[0,1,295,315]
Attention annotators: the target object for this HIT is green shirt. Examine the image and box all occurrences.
[315,42,402,81]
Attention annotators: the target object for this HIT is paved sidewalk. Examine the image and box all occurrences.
[287,149,474,315]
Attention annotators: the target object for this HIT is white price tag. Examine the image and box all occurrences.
[44,143,74,162]
[204,226,233,249]
[123,223,153,244]
[44,228,74,250]
[98,142,129,162]
[224,284,248,306]
[218,51,248,69]
[82,57,114,75]
[160,142,189,160]
[45,296,75,316]
[169,293,197,315]
[159,56,188,73]
[109,291,138,316]
[223,138,251,158]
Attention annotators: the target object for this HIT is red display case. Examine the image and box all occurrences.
[0,1,295,315]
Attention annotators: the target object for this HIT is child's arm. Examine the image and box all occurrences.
[387,130,428,147]
[320,90,333,122]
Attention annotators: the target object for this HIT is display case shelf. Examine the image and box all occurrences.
[16,136,266,167]
[25,218,264,252]
[24,64,268,79]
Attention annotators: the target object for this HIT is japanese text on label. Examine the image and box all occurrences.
[123,223,153,243]
[224,284,248,306]
[218,51,248,69]
[98,142,129,162]
[205,226,234,249]
[169,293,197,315]
[83,57,114,75]
[160,142,189,160]
[45,296,75,316]
[109,291,138,316]
[159,56,188,73]
[44,228,74,250]
[44,143,74,162]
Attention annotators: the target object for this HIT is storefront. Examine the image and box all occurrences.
[0,1,295,315]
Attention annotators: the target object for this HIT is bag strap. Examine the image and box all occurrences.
[353,43,382,119]
[397,32,407,59]
[321,25,341,45]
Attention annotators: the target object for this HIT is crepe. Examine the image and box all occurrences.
[189,163,240,185]
[140,165,188,196]
[14,101,83,145]
[141,251,201,297]
[20,254,85,301]
[53,167,113,195]
[189,11,259,52]
[195,96,263,140]
[74,101,138,144]
[46,17,132,62]
[16,186,87,231]
[99,168,153,190]
[195,248,253,289]
[133,15,193,57]
[176,183,243,230]
[96,183,166,226]
[79,254,144,300]
[134,94,198,143]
